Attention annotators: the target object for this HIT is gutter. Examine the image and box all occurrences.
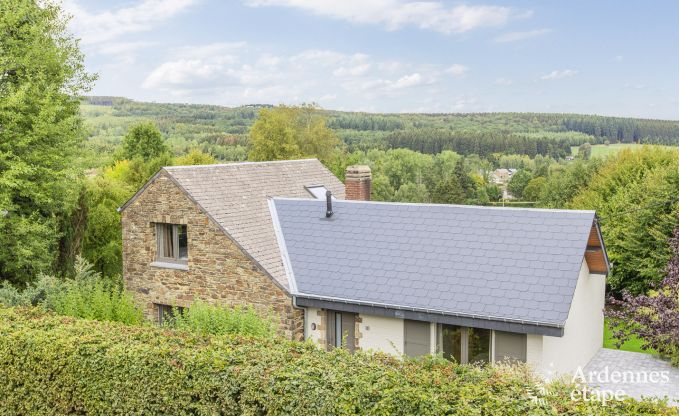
[293,293,565,337]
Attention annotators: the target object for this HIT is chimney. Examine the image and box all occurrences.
[345,165,372,201]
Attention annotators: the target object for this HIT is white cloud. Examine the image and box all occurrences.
[142,45,449,106]
[493,28,551,43]
[63,0,197,45]
[391,73,423,89]
[540,69,578,80]
[614,55,624,62]
[494,77,513,86]
[446,64,469,78]
[245,0,515,34]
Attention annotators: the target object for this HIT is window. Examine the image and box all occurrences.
[156,303,185,325]
[404,320,431,357]
[156,223,188,263]
[305,185,334,200]
[438,324,491,364]
[326,310,356,352]
[494,331,527,363]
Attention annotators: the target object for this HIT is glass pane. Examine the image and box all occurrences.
[441,324,462,363]
[178,225,188,260]
[335,313,342,348]
[467,328,491,364]
[158,224,174,259]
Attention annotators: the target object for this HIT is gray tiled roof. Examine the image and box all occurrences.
[162,160,344,290]
[271,198,597,327]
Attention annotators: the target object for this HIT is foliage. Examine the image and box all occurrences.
[0,0,95,283]
[522,177,547,202]
[537,159,604,208]
[52,257,142,325]
[394,182,430,203]
[607,227,679,366]
[569,147,679,293]
[166,300,275,338]
[432,175,466,204]
[248,104,341,163]
[0,308,674,415]
[174,148,217,165]
[507,170,533,199]
[121,121,168,161]
[578,142,593,160]
[0,257,142,325]
[603,318,657,355]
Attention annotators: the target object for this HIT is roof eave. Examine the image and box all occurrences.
[293,293,565,337]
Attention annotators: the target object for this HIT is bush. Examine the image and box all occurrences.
[0,257,142,325]
[0,308,673,415]
[607,227,679,366]
[166,300,275,338]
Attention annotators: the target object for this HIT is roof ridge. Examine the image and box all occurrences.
[271,197,596,215]
[164,159,320,170]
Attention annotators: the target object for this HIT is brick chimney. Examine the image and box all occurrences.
[345,165,372,201]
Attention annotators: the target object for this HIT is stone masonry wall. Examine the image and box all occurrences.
[121,172,303,339]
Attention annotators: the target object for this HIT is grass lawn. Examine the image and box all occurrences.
[570,143,644,158]
[603,317,657,355]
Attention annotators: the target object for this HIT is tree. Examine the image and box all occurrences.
[432,176,466,205]
[569,147,679,293]
[248,105,340,163]
[0,0,95,283]
[122,122,168,162]
[507,170,532,199]
[485,184,502,202]
[578,142,592,160]
[393,182,430,203]
[174,149,217,166]
[607,227,679,366]
[522,177,547,202]
[452,159,475,200]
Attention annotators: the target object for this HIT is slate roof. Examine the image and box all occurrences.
[270,198,599,328]
[121,159,344,290]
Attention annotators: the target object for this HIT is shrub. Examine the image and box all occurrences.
[0,257,142,325]
[0,308,674,415]
[608,227,679,366]
[166,300,275,338]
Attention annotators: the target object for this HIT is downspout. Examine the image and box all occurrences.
[292,295,308,340]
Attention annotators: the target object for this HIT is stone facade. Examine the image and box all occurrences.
[121,172,303,339]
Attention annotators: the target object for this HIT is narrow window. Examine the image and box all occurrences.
[156,223,188,264]
[326,310,356,352]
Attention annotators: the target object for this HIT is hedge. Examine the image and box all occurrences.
[0,308,675,415]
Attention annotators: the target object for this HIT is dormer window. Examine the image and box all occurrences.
[155,223,188,264]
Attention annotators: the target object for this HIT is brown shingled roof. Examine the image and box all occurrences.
[121,159,345,290]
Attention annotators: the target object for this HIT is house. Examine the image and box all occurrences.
[118,159,354,338]
[491,168,517,185]
[120,159,609,376]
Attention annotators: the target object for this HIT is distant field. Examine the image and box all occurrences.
[570,143,643,158]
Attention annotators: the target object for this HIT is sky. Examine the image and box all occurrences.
[63,0,679,119]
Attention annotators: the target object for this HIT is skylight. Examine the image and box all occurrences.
[305,185,334,200]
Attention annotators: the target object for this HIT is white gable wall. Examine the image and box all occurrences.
[539,260,605,377]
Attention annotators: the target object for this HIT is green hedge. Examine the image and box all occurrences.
[0,308,674,415]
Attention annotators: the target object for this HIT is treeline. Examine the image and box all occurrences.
[563,115,679,143]
[384,129,576,158]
